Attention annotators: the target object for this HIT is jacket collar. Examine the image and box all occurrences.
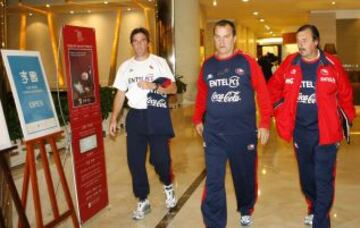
[291,50,331,67]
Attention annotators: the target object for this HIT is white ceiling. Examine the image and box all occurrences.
[200,0,360,37]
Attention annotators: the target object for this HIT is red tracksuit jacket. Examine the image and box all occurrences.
[268,51,356,145]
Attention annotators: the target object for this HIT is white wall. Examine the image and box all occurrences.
[7,9,149,88]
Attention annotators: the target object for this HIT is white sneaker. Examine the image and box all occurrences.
[164,184,177,209]
[240,215,252,226]
[304,214,314,226]
[132,199,151,220]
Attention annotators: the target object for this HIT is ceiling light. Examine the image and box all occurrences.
[213,0,217,6]
[332,1,336,5]
[259,18,265,22]
[29,13,33,16]
[70,10,74,14]
[46,4,50,8]
[253,12,259,16]
[242,0,250,2]
[104,1,108,4]
[127,8,132,11]
[265,25,271,30]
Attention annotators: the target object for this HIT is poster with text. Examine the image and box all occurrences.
[0,100,12,150]
[1,50,60,141]
[62,25,108,224]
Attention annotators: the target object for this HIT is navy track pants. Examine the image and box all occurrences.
[294,127,338,228]
[201,131,258,228]
[126,109,173,200]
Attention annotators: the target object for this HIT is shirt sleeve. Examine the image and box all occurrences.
[158,57,175,82]
[331,55,356,122]
[193,65,208,125]
[112,60,129,92]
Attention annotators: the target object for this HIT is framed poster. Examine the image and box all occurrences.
[0,100,12,150]
[69,49,96,107]
[1,50,61,141]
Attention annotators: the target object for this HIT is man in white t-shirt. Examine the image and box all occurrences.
[109,27,177,220]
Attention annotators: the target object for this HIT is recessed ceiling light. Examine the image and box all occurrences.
[127,8,132,11]
[104,1,108,4]
[213,0,217,6]
[259,18,265,22]
[29,13,33,16]
[332,1,336,5]
[70,10,74,14]
[46,4,50,8]
[242,0,250,2]
[253,12,259,16]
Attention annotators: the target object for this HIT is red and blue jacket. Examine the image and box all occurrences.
[268,51,356,145]
[193,51,272,134]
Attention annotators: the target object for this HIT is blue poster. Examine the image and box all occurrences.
[1,50,60,141]
[8,56,54,123]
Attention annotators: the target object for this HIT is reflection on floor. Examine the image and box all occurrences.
[12,105,360,227]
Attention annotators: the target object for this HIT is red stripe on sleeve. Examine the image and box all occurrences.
[193,66,208,125]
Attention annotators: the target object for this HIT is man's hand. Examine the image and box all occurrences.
[195,123,204,136]
[108,120,117,137]
[138,80,156,90]
[258,128,270,145]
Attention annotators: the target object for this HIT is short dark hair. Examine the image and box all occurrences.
[130,27,150,43]
[297,24,320,49]
[214,19,236,36]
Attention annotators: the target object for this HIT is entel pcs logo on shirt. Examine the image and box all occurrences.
[209,76,240,88]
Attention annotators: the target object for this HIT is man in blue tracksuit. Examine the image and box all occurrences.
[193,20,272,227]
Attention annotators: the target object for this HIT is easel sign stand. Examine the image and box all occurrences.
[1,50,79,227]
[19,131,79,228]
[0,146,30,228]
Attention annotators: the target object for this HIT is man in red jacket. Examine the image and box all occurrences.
[193,19,272,227]
[268,24,356,228]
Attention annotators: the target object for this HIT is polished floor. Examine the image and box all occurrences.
[11,105,360,227]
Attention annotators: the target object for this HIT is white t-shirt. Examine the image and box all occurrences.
[113,54,175,109]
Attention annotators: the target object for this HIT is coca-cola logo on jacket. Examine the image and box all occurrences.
[211,91,241,103]
[147,97,167,108]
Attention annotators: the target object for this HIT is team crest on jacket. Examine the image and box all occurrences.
[320,69,329,75]
[207,74,214,80]
[247,144,255,150]
[235,68,245,76]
